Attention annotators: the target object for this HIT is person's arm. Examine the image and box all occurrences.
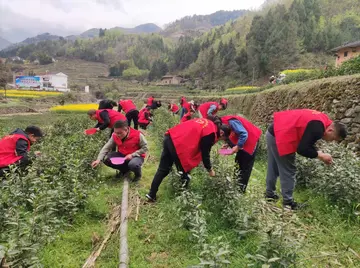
[229,119,248,148]
[207,104,218,116]
[117,104,123,112]
[97,110,110,130]
[15,139,31,166]
[131,134,149,157]
[97,137,116,161]
[297,121,325,158]
[199,133,216,171]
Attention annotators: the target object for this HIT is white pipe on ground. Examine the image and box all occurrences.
[119,177,129,268]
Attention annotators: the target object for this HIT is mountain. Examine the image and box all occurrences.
[0,36,11,50]
[2,33,63,52]
[67,23,162,40]
[162,10,248,38]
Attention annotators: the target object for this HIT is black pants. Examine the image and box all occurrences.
[139,122,149,130]
[235,145,258,192]
[149,135,188,198]
[126,110,139,130]
[103,152,143,177]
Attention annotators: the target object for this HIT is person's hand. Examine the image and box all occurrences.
[91,160,101,168]
[231,145,240,154]
[96,128,100,132]
[208,169,216,177]
[318,152,333,165]
[34,151,41,157]
[125,154,133,161]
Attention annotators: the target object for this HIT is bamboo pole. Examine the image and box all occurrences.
[119,177,129,268]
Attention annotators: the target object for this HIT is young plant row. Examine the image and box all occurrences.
[0,116,107,267]
[149,109,304,267]
[296,142,360,214]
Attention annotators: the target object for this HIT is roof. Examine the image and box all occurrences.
[331,40,360,52]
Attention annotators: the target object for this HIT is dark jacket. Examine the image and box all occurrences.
[11,128,31,166]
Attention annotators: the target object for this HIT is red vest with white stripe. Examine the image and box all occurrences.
[274,109,333,156]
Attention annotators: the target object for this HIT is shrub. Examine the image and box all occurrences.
[0,116,107,266]
[296,142,360,209]
[282,69,319,84]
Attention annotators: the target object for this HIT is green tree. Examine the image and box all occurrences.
[38,53,53,65]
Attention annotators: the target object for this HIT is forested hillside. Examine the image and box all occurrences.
[162,10,248,38]
[1,0,359,86]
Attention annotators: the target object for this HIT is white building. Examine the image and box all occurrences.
[15,72,70,92]
[41,72,69,92]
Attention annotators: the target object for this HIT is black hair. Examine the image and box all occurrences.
[25,126,43,137]
[113,120,128,129]
[220,103,227,110]
[220,124,231,137]
[168,103,171,109]
[156,101,162,107]
[87,109,96,116]
[207,115,230,137]
[334,121,347,140]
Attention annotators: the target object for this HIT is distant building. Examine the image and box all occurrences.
[332,41,360,67]
[14,72,69,92]
[160,75,184,85]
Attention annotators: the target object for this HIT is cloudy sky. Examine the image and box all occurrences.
[0,0,266,42]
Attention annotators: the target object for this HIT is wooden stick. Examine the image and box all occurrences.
[135,196,140,221]
[82,206,121,268]
[119,177,129,268]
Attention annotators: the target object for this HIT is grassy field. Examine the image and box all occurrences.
[11,109,355,268]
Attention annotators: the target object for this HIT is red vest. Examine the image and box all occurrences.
[274,109,333,156]
[119,100,136,113]
[0,134,30,168]
[222,115,262,155]
[96,109,126,128]
[170,104,179,113]
[147,97,154,106]
[180,112,192,123]
[199,102,219,118]
[112,128,145,158]
[168,118,217,172]
[180,97,187,107]
[138,108,150,124]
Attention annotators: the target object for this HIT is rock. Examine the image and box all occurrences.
[354,115,360,124]
[354,106,360,113]
[341,118,352,124]
[333,99,340,104]
[345,108,356,117]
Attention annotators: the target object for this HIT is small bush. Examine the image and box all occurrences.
[296,142,360,209]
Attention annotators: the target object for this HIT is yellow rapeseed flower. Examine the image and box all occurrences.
[281,69,314,75]
[0,89,63,97]
[50,103,98,112]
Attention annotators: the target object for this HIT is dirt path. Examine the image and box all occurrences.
[0,112,41,117]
